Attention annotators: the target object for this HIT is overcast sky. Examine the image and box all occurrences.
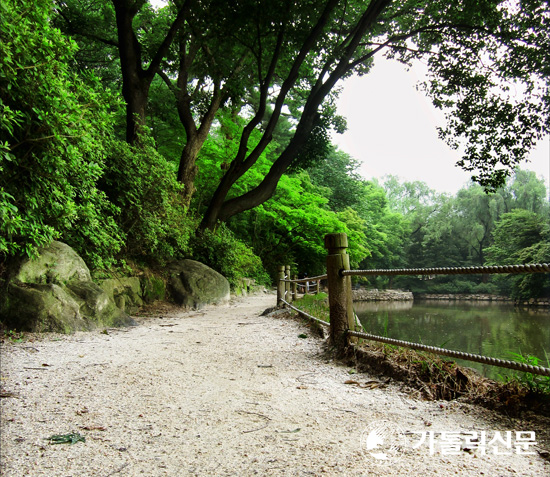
[331,58,550,196]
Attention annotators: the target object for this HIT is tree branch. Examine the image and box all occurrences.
[145,0,193,78]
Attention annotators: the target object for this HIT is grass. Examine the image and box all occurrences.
[505,351,550,395]
[2,329,24,343]
[291,292,329,323]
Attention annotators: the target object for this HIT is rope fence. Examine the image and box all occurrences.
[343,263,550,277]
[347,330,550,377]
[277,233,550,377]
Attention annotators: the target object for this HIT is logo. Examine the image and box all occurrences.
[360,420,406,466]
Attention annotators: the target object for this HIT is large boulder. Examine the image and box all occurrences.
[14,241,91,284]
[167,259,230,309]
[0,241,133,333]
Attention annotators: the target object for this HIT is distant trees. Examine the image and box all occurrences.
[485,210,550,299]
[383,171,550,297]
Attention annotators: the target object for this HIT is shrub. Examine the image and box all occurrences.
[100,136,195,266]
[0,2,123,269]
[190,224,270,288]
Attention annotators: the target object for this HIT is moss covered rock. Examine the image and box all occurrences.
[0,241,133,332]
[167,259,230,309]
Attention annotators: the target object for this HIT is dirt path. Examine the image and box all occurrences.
[1,293,548,476]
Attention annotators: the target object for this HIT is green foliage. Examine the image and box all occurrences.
[2,329,24,343]
[485,210,550,299]
[229,170,369,278]
[189,224,270,288]
[507,352,550,395]
[100,135,194,265]
[0,0,123,269]
[292,293,329,324]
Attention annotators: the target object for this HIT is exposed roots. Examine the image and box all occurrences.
[349,341,550,418]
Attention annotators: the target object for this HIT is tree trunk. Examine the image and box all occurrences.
[199,0,391,229]
[112,0,191,144]
[200,123,312,229]
[112,0,148,143]
[177,138,201,208]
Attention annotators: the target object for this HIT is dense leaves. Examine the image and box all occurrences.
[0,0,194,271]
[485,210,550,299]
[0,0,123,268]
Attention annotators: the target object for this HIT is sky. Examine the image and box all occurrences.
[331,58,550,196]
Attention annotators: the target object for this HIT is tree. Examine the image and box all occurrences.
[502,169,549,215]
[452,183,506,266]
[56,0,192,144]
[308,148,366,213]
[485,210,550,299]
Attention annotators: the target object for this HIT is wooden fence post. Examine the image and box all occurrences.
[292,275,297,301]
[277,265,285,307]
[325,233,354,351]
[285,265,291,303]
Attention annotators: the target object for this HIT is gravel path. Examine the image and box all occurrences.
[1,292,548,476]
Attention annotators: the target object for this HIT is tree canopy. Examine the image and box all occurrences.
[1,0,549,298]
[55,0,550,226]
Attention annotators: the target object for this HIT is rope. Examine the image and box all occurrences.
[281,299,330,328]
[342,263,550,277]
[281,274,328,283]
[348,330,550,376]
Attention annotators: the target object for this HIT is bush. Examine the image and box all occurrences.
[190,224,270,288]
[100,136,195,266]
[0,2,123,269]
[472,282,499,295]
[428,279,474,294]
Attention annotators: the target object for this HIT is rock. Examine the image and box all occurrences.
[2,283,82,333]
[13,241,91,284]
[352,288,414,301]
[140,275,166,304]
[67,281,131,327]
[98,277,143,313]
[0,241,133,333]
[167,259,230,309]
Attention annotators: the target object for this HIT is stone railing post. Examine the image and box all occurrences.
[277,265,285,307]
[285,265,291,303]
[324,233,354,351]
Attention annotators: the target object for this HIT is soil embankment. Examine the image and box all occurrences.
[1,293,548,476]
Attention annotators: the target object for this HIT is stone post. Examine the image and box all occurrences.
[285,265,291,303]
[277,265,285,307]
[324,233,354,350]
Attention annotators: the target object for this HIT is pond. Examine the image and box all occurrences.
[354,300,550,380]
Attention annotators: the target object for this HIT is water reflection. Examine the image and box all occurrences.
[354,300,550,380]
